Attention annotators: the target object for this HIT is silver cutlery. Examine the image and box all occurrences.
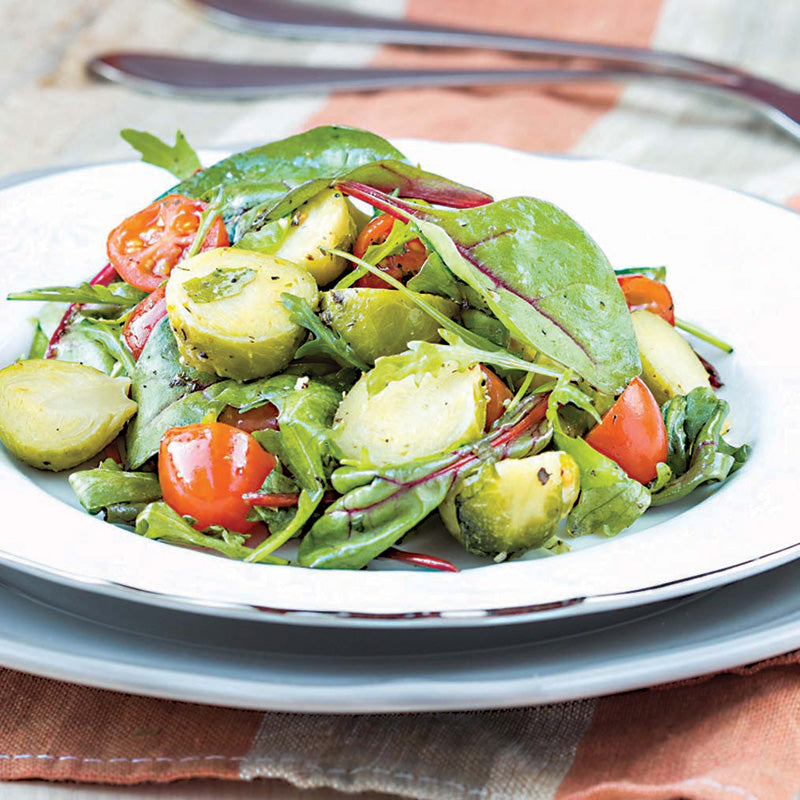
[89,52,800,141]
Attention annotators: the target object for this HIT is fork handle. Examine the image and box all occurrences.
[193,0,737,79]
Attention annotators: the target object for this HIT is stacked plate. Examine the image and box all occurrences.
[0,141,797,712]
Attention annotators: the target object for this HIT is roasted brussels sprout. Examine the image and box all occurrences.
[631,309,710,404]
[439,451,580,559]
[332,363,486,467]
[165,247,318,380]
[0,359,137,471]
[320,288,459,364]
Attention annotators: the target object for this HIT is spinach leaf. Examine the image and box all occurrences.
[296,394,550,570]
[650,388,749,506]
[121,129,202,181]
[69,459,161,518]
[126,317,218,468]
[546,377,650,537]
[171,126,409,226]
[338,184,640,395]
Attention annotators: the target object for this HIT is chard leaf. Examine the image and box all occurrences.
[338,184,640,395]
[121,129,202,181]
[134,502,287,564]
[547,376,650,537]
[69,459,161,516]
[8,281,146,308]
[297,394,550,570]
[234,158,492,241]
[651,387,749,506]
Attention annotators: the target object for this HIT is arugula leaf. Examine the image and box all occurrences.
[246,377,343,562]
[121,129,202,181]
[650,387,749,506]
[8,282,146,308]
[296,394,550,569]
[546,375,650,537]
[338,184,640,395]
[79,319,136,378]
[364,336,563,398]
[282,293,370,372]
[134,502,288,564]
[69,459,161,517]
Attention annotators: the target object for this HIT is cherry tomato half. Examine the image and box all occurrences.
[352,214,427,289]
[481,366,513,430]
[158,422,275,533]
[618,275,675,325]
[108,194,229,292]
[218,403,280,433]
[584,376,668,484]
[122,283,168,360]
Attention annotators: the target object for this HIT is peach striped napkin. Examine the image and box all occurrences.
[1,0,799,798]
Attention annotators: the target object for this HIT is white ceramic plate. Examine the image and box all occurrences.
[1,555,800,712]
[0,141,797,625]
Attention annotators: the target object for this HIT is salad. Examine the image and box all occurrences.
[0,126,748,571]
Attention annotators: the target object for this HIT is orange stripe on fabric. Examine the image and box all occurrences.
[786,193,800,211]
[0,670,262,783]
[555,662,800,799]
[305,0,664,152]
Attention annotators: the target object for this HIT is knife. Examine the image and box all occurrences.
[188,0,736,79]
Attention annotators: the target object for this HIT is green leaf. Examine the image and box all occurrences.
[237,158,492,241]
[121,129,202,181]
[171,126,410,226]
[546,376,650,537]
[126,317,218,468]
[651,387,749,506]
[8,281,146,308]
[134,502,287,564]
[182,267,256,304]
[343,189,641,395]
[69,459,161,516]
[297,394,550,569]
[282,293,370,372]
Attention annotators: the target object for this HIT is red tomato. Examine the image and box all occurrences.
[618,275,675,325]
[352,214,427,289]
[122,283,168,359]
[585,376,668,484]
[158,422,275,533]
[217,403,280,433]
[107,194,229,291]
[481,366,513,430]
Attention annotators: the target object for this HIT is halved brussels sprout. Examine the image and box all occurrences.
[333,364,486,467]
[165,247,318,380]
[320,288,459,364]
[631,309,711,404]
[439,451,580,559]
[243,188,356,286]
[0,359,137,471]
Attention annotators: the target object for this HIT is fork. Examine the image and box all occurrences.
[179,0,800,141]
[90,51,800,143]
